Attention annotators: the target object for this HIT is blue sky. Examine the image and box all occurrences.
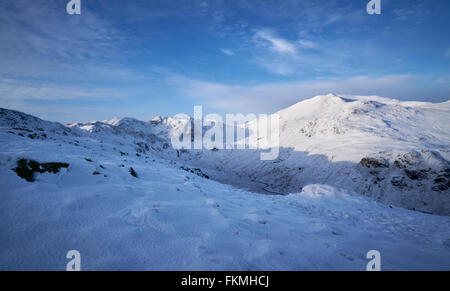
[0,0,449,122]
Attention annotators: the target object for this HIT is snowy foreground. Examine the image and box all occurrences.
[1,95,450,270]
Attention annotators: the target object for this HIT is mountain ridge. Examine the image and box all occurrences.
[1,94,449,215]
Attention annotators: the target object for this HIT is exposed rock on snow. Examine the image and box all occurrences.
[13,159,69,182]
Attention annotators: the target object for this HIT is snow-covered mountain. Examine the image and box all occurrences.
[170,94,450,215]
[1,94,450,270]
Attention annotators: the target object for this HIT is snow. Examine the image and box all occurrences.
[175,94,450,215]
[0,95,450,270]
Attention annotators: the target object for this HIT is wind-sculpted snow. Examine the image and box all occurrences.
[1,98,450,270]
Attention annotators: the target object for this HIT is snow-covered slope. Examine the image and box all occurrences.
[175,94,450,215]
[269,94,449,160]
[0,95,450,270]
[1,93,449,216]
[1,107,450,270]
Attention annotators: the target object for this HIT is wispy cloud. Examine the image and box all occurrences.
[171,74,450,113]
[445,48,450,58]
[1,0,448,123]
[251,58,297,76]
[0,0,148,120]
[0,1,126,63]
[0,79,128,101]
[254,30,296,54]
[298,40,317,50]
[391,2,429,23]
[220,49,235,56]
[251,29,303,75]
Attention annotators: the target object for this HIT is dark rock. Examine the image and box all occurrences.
[391,176,407,189]
[360,157,389,168]
[180,166,210,179]
[404,169,427,181]
[434,177,446,184]
[13,159,69,182]
[129,167,138,178]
